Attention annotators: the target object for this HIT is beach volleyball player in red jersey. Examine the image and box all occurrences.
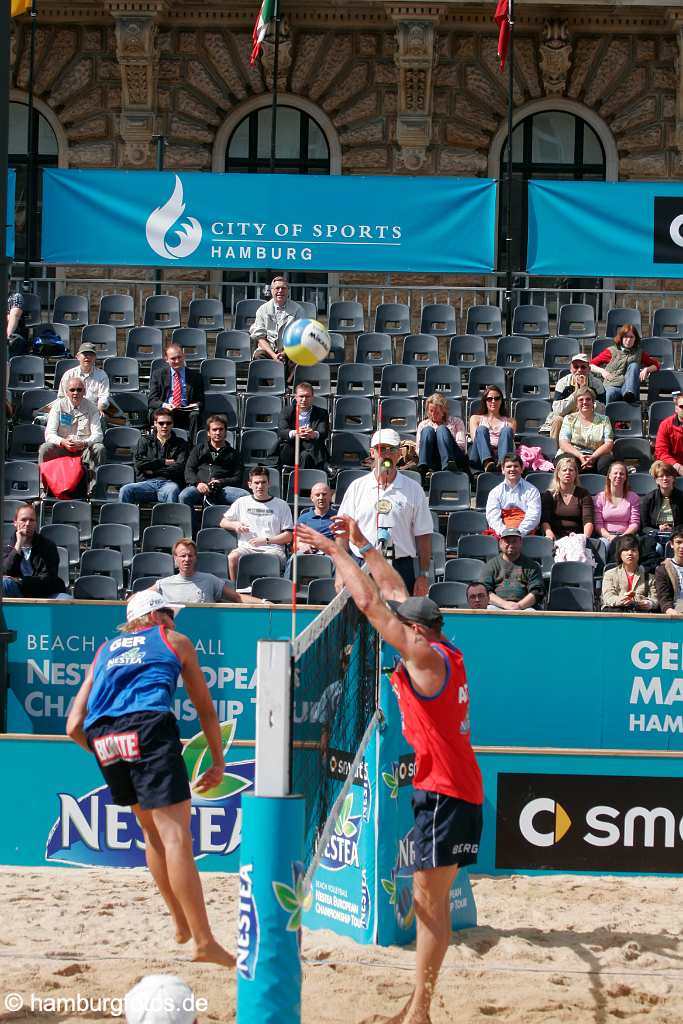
[296,515,483,1024]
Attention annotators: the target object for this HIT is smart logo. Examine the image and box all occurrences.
[496,772,683,872]
[236,864,259,981]
[518,797,572,847]
[45,721,254,867]
[146,175,202,260]
[653,197,683,264]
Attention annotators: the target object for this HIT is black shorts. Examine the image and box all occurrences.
[412,789,483,870]
[85,711,190,811]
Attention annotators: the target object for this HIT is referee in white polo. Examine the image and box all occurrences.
[337,428,433,596]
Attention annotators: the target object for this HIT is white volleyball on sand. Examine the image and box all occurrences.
[282,317,331,366]
[124,974,196,1024]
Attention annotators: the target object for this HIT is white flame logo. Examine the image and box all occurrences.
[145,175,202,260]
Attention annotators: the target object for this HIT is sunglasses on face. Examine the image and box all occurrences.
[68,387,84,393]
[485,395,502,402]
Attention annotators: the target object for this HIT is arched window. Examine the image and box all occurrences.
[9,100,59,262]
[222,103,332,299]
[498,109,606,272]
[226,104,330,175]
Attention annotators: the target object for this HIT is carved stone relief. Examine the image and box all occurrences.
[389,12,439,171]
[106,0,166,166]
[539,18,571,96]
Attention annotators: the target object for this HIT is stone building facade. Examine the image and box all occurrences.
[8,1,683,298]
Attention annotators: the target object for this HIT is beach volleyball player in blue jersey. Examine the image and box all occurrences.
[66,589,234,968]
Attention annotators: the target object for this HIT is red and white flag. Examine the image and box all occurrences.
[494,0,511,71]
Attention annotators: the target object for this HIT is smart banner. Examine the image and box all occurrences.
[40,170,496,273]
[527,180,683,278]
[6,169,15,257]
[4,602,317,739]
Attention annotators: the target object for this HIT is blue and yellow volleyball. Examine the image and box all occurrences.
[282,318,331,366]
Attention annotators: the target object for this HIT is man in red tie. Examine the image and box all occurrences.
[148,343,205,438]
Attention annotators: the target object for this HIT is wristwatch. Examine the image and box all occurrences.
[358,541,374,555]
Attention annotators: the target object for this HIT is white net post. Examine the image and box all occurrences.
[255,639,292,796]
[237,639,303,1024]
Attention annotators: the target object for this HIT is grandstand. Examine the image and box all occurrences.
[5,286,683,610]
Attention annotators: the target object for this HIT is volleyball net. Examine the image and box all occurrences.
[291,584,379,892]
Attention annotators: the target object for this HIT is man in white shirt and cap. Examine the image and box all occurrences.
[337,428,433,596]
[57,342,111,412]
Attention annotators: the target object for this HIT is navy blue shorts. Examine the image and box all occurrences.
[412,789,483,870]
[85,711,190,811]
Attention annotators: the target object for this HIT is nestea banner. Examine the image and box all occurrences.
[41,170,495,273]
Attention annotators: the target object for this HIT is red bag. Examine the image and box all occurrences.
[39,455,85,498]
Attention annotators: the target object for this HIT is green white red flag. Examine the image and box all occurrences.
[494,0,511,71]
[250,0,276,65]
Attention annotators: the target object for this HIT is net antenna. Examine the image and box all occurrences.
[290,398,301,642]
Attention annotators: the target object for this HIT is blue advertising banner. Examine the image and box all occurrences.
[527,180,683,278]
[7,603,682,751]
[303,731,377,944]
[41,170,496,273]
[1,728,254,872]
[6,169,16,257]
[4,602,317,739]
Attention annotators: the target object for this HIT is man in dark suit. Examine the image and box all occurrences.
[2,504,69,599]
[148,342,204,437]
[278,381,329,469]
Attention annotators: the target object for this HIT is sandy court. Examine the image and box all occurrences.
[0,867,681,1023]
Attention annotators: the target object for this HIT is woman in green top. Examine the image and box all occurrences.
[558,387,614,473]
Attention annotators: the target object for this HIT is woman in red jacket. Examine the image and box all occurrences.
[590,324,659,405]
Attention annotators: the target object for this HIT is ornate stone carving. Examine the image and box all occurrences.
[539,18,571,97]
[106,0,167,166]
[668,10,683,159]
[261,15,293,90]
[201,32,246,100]
[389,10,439,171]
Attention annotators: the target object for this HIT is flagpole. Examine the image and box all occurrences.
[23,0,37,287]
[269,0,280,173]
[504,0,515,335]
[0,0,18,730]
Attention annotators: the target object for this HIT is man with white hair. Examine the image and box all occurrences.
[249,275,303,365]
[67,590,234,968]
[337,428,433,596]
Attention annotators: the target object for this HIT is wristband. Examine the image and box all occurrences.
[358,541,374,555]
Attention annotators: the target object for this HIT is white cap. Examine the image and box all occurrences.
[370,428,401,449]
[572,353,590,364]
[126,589,184,623]
[125,975,196,1024]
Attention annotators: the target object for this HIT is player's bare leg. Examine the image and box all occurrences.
[150,800,235,967]
[399,864,459,1024]
[134,803,191,944]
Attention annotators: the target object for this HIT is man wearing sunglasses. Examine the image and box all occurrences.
[67,589,234,968]
[40,376,105,473]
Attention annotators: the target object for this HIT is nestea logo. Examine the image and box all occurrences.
[146,175,202,261]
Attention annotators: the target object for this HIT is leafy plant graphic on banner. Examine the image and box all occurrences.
[335,793,358,838]
[273,862,312,932]
[183,720,250,800]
